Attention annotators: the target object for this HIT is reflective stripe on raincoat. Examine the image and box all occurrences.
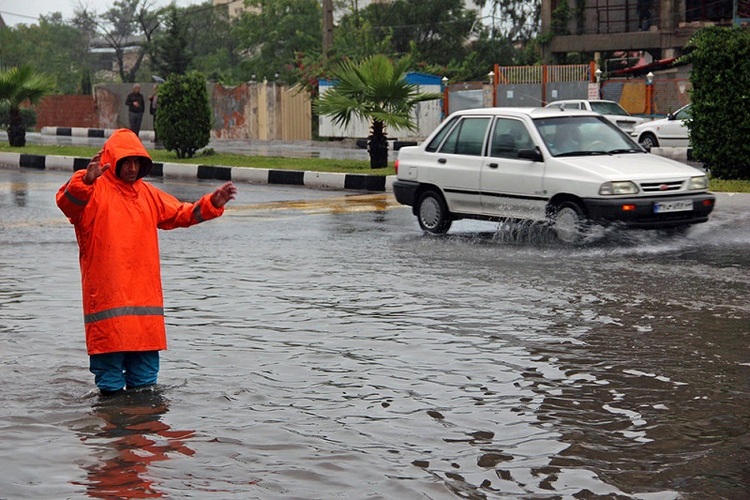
[56,129,225,355]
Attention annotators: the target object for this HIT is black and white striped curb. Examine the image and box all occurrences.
[40,128,418,152]
[41,126,156,143]
[0,152,395,193]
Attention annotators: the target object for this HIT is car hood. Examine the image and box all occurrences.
[554,152,703,180]
[633,117,670,131]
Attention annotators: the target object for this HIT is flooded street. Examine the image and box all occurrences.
[1,168,748,499]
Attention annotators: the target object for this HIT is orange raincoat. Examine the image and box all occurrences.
[56,129,225,355]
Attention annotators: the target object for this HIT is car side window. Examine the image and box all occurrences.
[438,117,490,156]
[489,118,535,159]
[426,116,459,152]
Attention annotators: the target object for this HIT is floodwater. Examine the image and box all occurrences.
[1,168,749,499]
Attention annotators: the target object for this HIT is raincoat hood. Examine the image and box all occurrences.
[102,128,153,180]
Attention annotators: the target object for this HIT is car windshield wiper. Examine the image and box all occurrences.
[607,148,642,154]
[555,150,611,157]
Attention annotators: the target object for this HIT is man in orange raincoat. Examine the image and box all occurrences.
[57,128,237,396]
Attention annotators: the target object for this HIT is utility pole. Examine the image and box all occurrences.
[322,0,334,60]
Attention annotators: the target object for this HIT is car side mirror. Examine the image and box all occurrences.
[667,112,676,120]
[517,148,543,162]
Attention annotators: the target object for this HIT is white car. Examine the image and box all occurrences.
[631,103,691,150]
[545,99,645,133]
[393,107,715,243]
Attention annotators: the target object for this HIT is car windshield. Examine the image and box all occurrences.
[534,115,641,157]
[590,101,630,116]
[673,104,691,120]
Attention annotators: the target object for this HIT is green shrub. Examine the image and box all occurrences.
[686,27,750,180]
[154,71,211,158]
[0,103,37,130]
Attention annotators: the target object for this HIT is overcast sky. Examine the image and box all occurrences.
[0,0,206,26]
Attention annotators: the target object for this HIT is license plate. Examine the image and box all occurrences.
[653,200,693,213]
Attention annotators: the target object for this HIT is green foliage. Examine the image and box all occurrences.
[0,103,36,130]
[154,72,212,158]
[685,27,750,180]
[0,15,86,94]
[316,55,442,168]
[551,1,573,35]
[233,0,322,83]
[0,66,56,146]
[150,6,192,77]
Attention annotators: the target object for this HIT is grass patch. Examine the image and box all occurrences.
[709,178,750,193]
[0,144,395,176]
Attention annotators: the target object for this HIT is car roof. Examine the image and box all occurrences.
[449,106,600,119]
[546,99,618,106]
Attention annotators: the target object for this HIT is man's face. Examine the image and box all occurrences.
[133,84,141,94]
[119,157,141,183]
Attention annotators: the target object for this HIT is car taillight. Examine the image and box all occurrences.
[394,159,399,175]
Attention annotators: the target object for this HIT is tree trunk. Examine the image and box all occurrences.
[8,107,26,147]
[368,120,388,169]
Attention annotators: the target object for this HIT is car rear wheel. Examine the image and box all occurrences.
[550,201,589,245]
[417,190,452,234]
[639,132,658,151]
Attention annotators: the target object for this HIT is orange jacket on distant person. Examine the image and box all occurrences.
[56,129,225,355]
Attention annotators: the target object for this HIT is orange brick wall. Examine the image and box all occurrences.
[35,95,100,130]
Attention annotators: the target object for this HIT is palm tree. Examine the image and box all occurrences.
[316,55,442,168]
[0,66,56,147]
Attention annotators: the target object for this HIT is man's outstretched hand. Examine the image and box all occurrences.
[82,150,110,185]
[211,182,237,208]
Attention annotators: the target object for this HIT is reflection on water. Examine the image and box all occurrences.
[73,390,195,498]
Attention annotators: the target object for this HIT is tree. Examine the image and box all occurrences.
[472,0,542,42]
[685,26,750,180]
[0,14,90,94]
[150,5,192,77]
[316,55,441,168]
[0,66,56,147]
[78,0,161,83]
[155,71,211,158]
[233,0,322,82]
[181,3,240,83]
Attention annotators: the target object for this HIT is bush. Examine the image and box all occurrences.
[0,103,36,130]
[686,27,750,180]
[154,71,212,158]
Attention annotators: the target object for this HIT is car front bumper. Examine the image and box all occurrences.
[583,193,716,228]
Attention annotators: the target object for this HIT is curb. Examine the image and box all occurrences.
[0,152,395,193]
[41,126,156,143]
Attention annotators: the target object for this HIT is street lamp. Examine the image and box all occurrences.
[645,72,655,116]
[441,76,449,120]
[595,68,602,83]
[488,71,497,106]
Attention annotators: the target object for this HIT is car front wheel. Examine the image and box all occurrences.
[639,132,659,151]
[550,201,589,244]
[417,190,452,234]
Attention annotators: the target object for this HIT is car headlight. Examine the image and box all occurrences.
[688,175,709,190]
[599,181,639,195]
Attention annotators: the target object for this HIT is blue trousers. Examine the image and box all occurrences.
[89,351,159,392]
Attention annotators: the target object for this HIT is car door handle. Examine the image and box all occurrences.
[488,162,498,169]
[437,158,447,164]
